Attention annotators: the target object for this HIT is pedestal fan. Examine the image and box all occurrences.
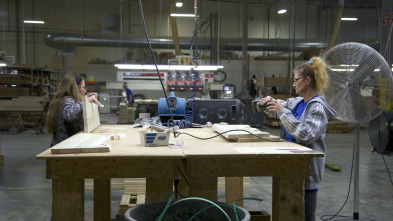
[322,42,393,220]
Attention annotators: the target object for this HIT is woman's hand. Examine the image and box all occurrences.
[266,99,283,113]
[88,92,98,98]
[259,96,273,105]
[88,96,102,106]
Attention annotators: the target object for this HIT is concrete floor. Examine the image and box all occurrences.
[0,114,392,221]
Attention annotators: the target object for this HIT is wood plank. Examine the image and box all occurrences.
[82,95,100,133]
[50,133,114,154]
[212,124,270,141]
[237,135,281,142]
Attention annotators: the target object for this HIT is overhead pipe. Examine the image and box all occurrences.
[47,33,378,53]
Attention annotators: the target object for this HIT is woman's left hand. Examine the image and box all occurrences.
[266,99,283,113]
[88,93,98,98]
[88,96,102,106]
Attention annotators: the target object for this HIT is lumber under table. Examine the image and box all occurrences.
[37,125,323,221]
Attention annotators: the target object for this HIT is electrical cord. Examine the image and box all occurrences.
[176,129,283,142]
[378,112,393,186]
[137,0,175,128]
[381,154,393,186]
[320,142,356,221]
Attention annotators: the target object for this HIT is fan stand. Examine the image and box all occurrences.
[333,124,373,221]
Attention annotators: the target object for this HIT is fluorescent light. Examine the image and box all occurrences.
[341,17,357,21]
[278,9,287,14]
[0,63,6,67]
[24,20,45,24]
[170,13,196,17]
[115,64,223,71]
[176,2,183,7]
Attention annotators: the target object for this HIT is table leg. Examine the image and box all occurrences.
[225,177,243,207]
[189,177,217,201]
[272,176,304,221]
[94,179,111,221]
[52,179,84,221]
[146,177,174,203]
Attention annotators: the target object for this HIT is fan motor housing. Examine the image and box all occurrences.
[369,110,393,153]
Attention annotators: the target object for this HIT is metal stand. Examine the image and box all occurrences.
[334,124,373,221]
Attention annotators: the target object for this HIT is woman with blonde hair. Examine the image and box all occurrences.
[259,57,337,221]
[46,74,101,146]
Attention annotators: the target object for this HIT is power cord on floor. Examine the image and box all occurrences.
[381,154,393,186]
[320,142,356,220]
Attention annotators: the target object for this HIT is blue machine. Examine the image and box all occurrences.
[158,91,187,125]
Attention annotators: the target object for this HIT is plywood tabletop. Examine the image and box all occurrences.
[36,125,323,160]
[176,128,324,158]
[36,125,184,160]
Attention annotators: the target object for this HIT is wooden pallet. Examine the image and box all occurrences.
[119,194,146,217]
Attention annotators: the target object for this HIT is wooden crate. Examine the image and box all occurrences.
[250,211,271,221]
[119,194,146,217]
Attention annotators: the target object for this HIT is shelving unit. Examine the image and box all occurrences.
[0,65,61,134]
[0,64,60,99]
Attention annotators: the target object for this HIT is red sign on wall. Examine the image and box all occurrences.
[381,12,393,25]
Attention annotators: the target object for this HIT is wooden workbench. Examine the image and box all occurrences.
[36,125,323,221]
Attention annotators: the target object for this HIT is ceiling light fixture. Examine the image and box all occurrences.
[114,64,223,71]
[170,13,196,17]
[0,63,6,67]
[277,9,287,14]
[24,20,45,24]
[176,2,183,7]
[341,17,358,21]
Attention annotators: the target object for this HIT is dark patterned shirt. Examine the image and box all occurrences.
[50,97,84,147]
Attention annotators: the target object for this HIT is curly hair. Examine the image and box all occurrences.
[45,74,83,134]
[294,57,329,96]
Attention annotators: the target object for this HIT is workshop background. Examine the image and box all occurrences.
[1,0,393,221]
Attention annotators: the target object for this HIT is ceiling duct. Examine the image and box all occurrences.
[43,33,379,53]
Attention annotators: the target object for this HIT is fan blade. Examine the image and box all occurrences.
[349,60,377,83]
[348,86,367,121]
[328,70,349,87]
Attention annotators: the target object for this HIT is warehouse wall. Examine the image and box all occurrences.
[0,0,381,96]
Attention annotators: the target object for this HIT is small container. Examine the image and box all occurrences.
[139,130,170,147]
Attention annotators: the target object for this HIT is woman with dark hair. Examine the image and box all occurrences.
[45,74,101,147]
[259,57,337,221]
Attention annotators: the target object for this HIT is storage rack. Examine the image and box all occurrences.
[0,65,60,134]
